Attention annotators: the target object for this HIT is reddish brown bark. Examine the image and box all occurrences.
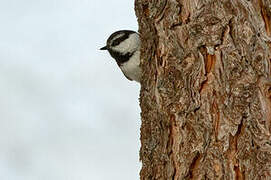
[135,0,271,179]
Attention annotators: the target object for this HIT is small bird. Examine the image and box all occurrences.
[100,30,141,82]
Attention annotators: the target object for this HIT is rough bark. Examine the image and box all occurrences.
[135,0,271,179]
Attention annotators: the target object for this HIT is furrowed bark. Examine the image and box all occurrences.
[135,0,271,179]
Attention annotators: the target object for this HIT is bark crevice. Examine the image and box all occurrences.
[136,0,271,179]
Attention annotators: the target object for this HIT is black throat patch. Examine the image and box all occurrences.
[108,49,135,65]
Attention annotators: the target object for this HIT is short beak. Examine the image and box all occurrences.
[100,46,107,50]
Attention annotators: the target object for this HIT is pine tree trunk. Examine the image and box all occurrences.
[135,0,271,179]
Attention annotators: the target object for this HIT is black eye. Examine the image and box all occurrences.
[112,38,122,46]
[111,33,130,47]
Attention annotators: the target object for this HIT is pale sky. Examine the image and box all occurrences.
[0,1,141,179]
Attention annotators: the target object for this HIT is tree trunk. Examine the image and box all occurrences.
[135,0,271,179]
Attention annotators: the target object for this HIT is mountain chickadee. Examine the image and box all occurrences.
[100,30,141,82]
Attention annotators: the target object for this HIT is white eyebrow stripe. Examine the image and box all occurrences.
[110,33,125,44]
[112,33,140,54]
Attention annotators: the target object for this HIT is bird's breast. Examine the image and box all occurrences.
[119,51,141,82]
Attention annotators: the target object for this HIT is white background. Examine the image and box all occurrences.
[0,0,141,179]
